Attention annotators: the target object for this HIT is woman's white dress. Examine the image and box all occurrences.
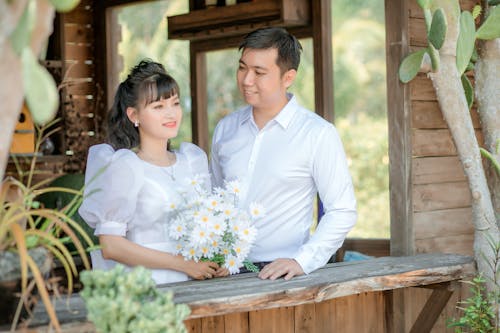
[78,142,209,285]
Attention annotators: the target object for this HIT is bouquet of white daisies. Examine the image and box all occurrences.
[167,176,264,274]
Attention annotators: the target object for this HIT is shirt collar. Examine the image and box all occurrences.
[239,93,298,130]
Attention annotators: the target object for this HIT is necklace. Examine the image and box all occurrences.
[163,164,176,181]
[137,148,176,181]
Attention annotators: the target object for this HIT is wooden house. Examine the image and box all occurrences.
[6,0,483,332]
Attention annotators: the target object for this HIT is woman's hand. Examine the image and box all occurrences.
[215,267,230,277]
[183,260,219,280]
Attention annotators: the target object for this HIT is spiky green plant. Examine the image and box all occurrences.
[1,119,95,331]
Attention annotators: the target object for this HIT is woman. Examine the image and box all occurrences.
[79,60,228,284]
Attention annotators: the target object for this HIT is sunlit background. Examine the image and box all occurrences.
[113,0,389,238]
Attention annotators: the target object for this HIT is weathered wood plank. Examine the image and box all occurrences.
[248,307,294,333]
[413,182,471,212]
[414,207,473,240]
[224,312,248,333]
[201,315,225,333]
[29,254,474,326]
[412,129,483,157]
[185,318,202,333]
[409,282,456,333]
[411,101,481,129]
[64,24,94,44]
[410,74,436,101]
[294,303,315,333]
[409,17,427,47]
[64,43,94,61]
[413,156,466,184]
[385,0,413,256]
[416,234,474,256]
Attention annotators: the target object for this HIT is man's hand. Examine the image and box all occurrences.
[258,258,304,280]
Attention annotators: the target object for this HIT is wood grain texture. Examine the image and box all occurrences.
[29,253,474,327]
[411,101,481,129]
[413,182,471,211]
[385,0,413,256]
[413,156,466,184]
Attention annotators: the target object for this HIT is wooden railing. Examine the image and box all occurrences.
[26,253,474,332]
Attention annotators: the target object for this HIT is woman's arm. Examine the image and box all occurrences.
[99,235,220,280]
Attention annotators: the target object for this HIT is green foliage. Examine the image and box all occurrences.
[461,74,474,109]
[480,146,500,176]
[489,0,500,5]
[338,115,390,238]
[457,11,476,75]
[472,5,482,20]
[21,48,59,125]
[7,0,72,125]
[429,8,447,50]
[9,0,36,54]
[448,275,498,333]
[399,49,427,83]
[476,5,500,40]
[418,0,431,9]
[80,265,190,333]
[428,43,441,71]
[48,0,79,12]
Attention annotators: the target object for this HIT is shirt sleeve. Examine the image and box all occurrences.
[294,125,357,274]
[179,142,211,190]
[78,144,144,237]
[209,122,225,188]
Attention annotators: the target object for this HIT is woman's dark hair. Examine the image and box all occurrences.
[239,27,302,74]
[106,60,179,149]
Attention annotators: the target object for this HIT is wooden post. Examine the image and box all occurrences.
[385,0,413,256]
[311,0,333,122]
[190,43,209,152]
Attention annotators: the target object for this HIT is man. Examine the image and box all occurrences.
[210,27,357,280]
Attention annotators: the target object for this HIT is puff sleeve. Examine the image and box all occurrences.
[178,142,210,189]
[78,144,144,236]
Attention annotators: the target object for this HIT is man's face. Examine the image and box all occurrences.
[237,48,294,112]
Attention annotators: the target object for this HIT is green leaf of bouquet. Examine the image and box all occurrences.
[398,49,427,83]
[9,0,36,55]
[476,5,500,40]
[461,74,474,109]
[429,8,447,50]
[243,260,260,273]
[48,0,80,12]
[22,48,59,125]
[457,11,476,75]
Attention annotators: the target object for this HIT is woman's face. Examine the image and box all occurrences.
[136,93,182,142]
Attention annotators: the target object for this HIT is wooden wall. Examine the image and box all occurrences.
[56,0,104,172]
[182,289,465,333]
[387,0,481,257]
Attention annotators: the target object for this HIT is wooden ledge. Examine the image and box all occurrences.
[28,253,474,327]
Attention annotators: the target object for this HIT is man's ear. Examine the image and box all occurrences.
[126,107,138,124]
[283,69,297,89]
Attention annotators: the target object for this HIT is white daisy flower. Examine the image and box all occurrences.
[225,179,242,196]
[249,202,266,219]
[224,255,241,274]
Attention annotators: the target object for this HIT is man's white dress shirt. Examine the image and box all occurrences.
[210,95,357,274]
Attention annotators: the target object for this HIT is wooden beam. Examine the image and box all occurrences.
[311,0,333,122]
[190,44,209,152]
[409,282,457,333]
[29,253,474,325]
[385,0,413,256]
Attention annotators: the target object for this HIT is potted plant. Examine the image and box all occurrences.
[0,119,95,331]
